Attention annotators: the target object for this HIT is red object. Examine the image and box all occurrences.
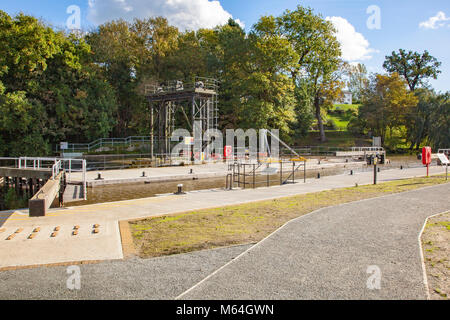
[422,146,432,177]
[422,147,432,165]
[224,145,232,159]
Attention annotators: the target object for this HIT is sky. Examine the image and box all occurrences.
[1,0,450,92]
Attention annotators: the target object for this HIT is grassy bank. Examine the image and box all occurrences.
[129,175,449,258]
[422,212,450,300]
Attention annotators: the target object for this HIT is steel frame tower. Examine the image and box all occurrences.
[145,77,219,159]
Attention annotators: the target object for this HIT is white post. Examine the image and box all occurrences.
[82,160,87,200]
[69,159,72,182]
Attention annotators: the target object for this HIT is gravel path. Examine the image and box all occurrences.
[0,244,251,299]
[178,183,450,300]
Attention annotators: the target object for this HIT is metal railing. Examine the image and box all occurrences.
[18,157,87,200]
[144,77,219,96]
[351,147,385,152]
[229,160,306,190]
[282,146,385,156]
[58,136,151,153]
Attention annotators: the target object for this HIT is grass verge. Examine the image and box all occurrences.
[422,211,449,300]
[130,175,449,258]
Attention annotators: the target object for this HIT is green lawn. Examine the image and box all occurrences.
[326,104,360,131]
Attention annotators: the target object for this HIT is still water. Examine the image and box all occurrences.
[68,155,422,207]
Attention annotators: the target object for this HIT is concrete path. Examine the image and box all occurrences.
[0,165,446,269]
[0,244,251,299]
[178,183,450,300]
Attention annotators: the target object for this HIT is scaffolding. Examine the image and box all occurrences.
[145,77,219,159]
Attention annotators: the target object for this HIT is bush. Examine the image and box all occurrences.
[4,188,27,210]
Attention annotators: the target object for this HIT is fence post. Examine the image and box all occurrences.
[253,164,255,189]
[304,160,306,183]
[243,164,246,189]
[292,161,295,184]
[237,164,240,188]
[280,160,283,185]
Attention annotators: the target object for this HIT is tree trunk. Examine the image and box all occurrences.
[315,97,326,142]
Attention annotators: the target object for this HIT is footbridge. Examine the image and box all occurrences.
[0,157,86,216]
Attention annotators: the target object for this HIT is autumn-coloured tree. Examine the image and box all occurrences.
[359,73,418,143]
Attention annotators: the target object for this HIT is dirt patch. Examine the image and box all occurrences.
[422,212,450,300]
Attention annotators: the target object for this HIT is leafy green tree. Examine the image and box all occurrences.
[383,49,441,91]
[0,11,118,155]
[275,6,342,142]
[87,20,143,137]
[348,63,368,103]
[359,73,418,144]
[0,11,63,92]
[405,88,436,150]
[427,92,450,150]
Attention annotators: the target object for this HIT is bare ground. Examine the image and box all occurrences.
[422,212,450,300]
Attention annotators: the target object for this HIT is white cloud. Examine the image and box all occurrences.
[87,0,244,30]
[326,16,375,62]
[419,11,450,29]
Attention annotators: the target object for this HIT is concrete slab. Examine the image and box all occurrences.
[0,220,122,268]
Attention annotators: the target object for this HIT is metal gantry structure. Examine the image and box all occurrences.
[145,77,219,158]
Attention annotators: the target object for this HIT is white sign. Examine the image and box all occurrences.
[60,142,69,150]
[372,137,381,147]
[184,137,194,145]
[438,153,449,165]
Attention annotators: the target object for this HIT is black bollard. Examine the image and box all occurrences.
[374,164,378,185]
[175,184,186,195]
[142,171,146,177]
[95,172,104,180]
[350,170,353,175]
[317,172,321,179]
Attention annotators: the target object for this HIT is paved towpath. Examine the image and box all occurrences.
[0,165,446,269]
[178,183,450,299]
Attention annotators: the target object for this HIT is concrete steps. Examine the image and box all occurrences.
[63,184,85,203]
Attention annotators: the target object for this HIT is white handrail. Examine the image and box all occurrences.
[18,157,87,200]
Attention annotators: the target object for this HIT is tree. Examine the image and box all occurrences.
[383,49,441,91]
[275,6,342,142]
[405,88,436,150]
[427,92,450,150]
[0,11,63,92]
[87,20,144,137]
[348,63,368,103]
[239,16,299,140]
[0,11,118,155]
[358,73,418,144]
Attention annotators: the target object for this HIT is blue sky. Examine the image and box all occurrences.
[2,0,450,92]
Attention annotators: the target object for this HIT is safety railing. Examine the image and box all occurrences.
[228,159,306,190]
[18,157,87,200]
[58,136,151,153]
[351,147,385,152]
[145,77,219,96]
